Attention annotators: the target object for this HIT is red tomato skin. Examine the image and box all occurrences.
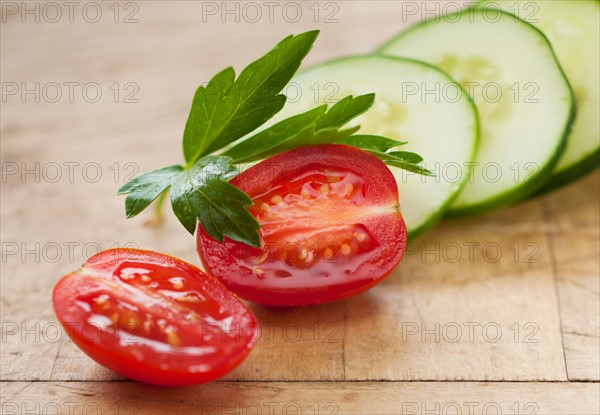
[53,249,258,386]
[197,144,407,307]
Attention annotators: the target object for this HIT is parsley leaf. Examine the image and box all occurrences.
[182,31,319,165]
[339,135,434,176]
[169,157,259,246]
[117,165,183,218]
[339,134,406,152]
[222,94,374,163]
[119,157,260,247]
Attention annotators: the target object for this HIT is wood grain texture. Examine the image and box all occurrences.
[1,0,598,411]
[345,199,567,381]
[1,382,599,415]
[542,172,600,381]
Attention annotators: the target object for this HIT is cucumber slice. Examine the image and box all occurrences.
[480,0,599,192]
[379,8,575,216]
[262,55,478,238]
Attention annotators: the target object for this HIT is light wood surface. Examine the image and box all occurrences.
[2,382,599,415]
[1,1,598,413]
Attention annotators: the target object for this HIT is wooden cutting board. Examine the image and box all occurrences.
[1,2,598,413]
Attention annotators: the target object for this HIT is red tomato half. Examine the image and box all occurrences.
[197,144,407,306]
[52,249,258,386]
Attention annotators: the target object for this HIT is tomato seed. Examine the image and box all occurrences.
[256,250,269,264]
[165,327,181,346]
[185,312,201,323]
[345,183,354,196]
[93,294,109,305]
[169,277,184,289]
[177,295,201,304]
[354,231,366,242]
[125,316,139,330]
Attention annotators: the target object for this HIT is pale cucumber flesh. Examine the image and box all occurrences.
[379,8,574,215]
[481,0,600,191]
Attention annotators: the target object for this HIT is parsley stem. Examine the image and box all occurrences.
[153,190,168,223]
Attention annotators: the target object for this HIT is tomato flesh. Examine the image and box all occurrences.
[52,249,258,386]
[197,144,407,306]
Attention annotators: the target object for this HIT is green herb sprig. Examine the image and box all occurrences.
[119,31,432,248]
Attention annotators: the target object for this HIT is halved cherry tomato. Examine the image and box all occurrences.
[197,144,407,306]
[52,249,258,386]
